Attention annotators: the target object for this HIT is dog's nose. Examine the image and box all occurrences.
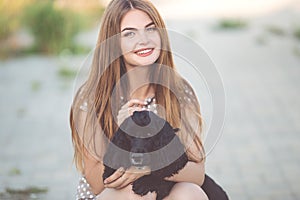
[130,153,144,166]
[132,111,151,126]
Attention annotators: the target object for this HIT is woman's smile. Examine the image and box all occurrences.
[134,48,154,57]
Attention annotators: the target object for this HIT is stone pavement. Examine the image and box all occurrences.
[1,9,300,200]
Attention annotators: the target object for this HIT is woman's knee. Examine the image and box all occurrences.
[96,184,156,200]
[96,185,132,200]
[166,182,208,200]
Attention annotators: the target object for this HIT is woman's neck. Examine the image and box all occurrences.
[130,84,155,100]
[126,66,155,100]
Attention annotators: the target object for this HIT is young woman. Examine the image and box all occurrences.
[70,0,209,199]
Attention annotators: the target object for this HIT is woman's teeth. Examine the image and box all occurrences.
[136,49,152,55]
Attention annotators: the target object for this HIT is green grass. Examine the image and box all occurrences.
[256,35,268,45]
[16,108,26,118]
[216,19,248,30]
[266,25,286,36]
[293,47,300,57]
[31,80,41,92]
[8,167,21,176]
[58,66,77,79]
[6,186,48,195]
[294,27,300,40]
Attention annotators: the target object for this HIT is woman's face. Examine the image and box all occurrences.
[120,9,161,71]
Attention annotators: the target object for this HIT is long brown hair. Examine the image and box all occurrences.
[70,0,204,172]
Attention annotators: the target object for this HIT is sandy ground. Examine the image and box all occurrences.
[0,1,300,200]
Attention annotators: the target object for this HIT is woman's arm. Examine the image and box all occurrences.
[80,99,149,194]
[83,150,105,195]
[74,108,106,195]
[164,160,205,186]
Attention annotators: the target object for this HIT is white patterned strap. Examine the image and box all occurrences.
[76,177,96,200]
[79,101,88,112]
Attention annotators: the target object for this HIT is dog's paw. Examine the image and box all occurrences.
[132,183,150,196]
[132,176,158,196]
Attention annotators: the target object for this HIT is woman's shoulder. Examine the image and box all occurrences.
[178,81,198,107]
[75,84,89,112]
[79,100,88,112]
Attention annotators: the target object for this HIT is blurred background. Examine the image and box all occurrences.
[0,0,300,199]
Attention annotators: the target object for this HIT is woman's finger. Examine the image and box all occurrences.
[115,168,150,189]
[116,177,135,189]
[127,99,147,108]
[104,167,125,184]
[117,107,141,124]
[105,166,151,189]
[117,99,148,126]
[120,99,144,110]
[128,107,142,115]
[105,174,128,188]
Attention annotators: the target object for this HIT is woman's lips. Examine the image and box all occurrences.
[134,48,154,57]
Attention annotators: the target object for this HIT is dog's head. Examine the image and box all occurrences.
[103,111,182,170]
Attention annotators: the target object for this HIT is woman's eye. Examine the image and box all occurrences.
[123,32,135,38]
[146,27,157,32]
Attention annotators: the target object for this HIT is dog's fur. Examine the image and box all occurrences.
[103,111,188,200]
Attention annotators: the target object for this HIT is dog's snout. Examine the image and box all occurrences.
[132,147,145,153]
[130,153,144,166]
[132,111,151,126]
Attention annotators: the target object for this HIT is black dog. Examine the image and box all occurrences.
[103,111,188,200]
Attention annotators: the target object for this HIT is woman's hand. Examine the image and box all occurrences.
[104,166,151,189]
[117,99,148,126]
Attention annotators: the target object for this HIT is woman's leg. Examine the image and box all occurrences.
[164,182,208,200]
[96,184,157,200]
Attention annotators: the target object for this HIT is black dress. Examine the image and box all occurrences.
[201,174,229,200]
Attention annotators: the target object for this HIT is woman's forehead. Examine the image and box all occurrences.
[120,9,153,30]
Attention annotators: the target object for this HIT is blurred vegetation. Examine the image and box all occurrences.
[0,186,48,199]
[266,25,286,36]
[8,167,21,176]
[293,47,300,57]
[216,18,248,30]
[5,186,48,194]
[31,80,42,92]
[294,27,300,41]
[0,0,32,58]
[22,1,80,54]
[16,108,27,118]
[0,0,104,58]
[58,66,77,80]
[256,35,268,45]
[0,0,30,40]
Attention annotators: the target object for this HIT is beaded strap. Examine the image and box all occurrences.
[76,177,96,200]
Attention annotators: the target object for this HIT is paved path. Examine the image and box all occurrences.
[1,8,300,200]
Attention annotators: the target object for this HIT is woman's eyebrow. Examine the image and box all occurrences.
[145,22,155,28]
[121,27,137,32]
[121,22,155,32]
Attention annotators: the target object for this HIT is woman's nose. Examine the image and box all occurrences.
[137,31,149,45]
